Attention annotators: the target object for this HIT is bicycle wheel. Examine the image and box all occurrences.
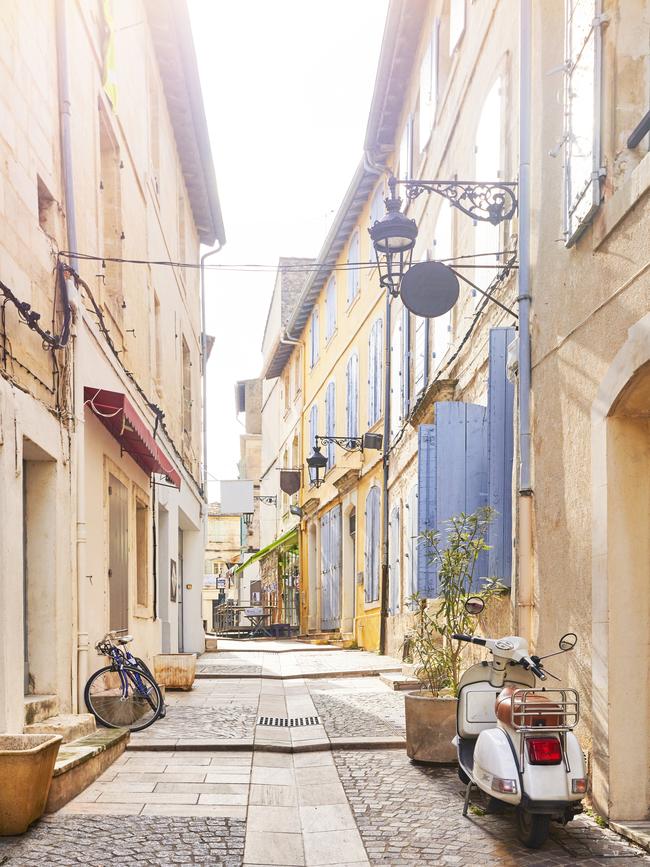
[85,665,163,732]
[134,657,166,718]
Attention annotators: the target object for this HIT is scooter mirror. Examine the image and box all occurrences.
[559,632,577,651]
[464,596,485,615]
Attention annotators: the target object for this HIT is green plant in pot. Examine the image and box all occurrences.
[404,507,507,763]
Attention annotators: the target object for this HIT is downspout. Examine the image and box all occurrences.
[517,0,534,643]
[379,290,392,655]
[56,0,86,711]
[200,244,222,507]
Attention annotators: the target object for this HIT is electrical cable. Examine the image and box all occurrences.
[0,262,71,349]
[58,250,516,275]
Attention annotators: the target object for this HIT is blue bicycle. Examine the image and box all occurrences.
[84,633,165,732]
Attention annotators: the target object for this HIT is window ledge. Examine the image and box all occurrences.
[593,150,650,249]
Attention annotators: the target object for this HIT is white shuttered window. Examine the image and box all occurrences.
[310,309,319,367]
[364,486,381,603]
[347,232,360,305]
[325,277,336,341]
[308,404,318,485]
[419,19,439,151]
[325,381,335,469]
[368,317,383,426]
[564,0,604,244]
[346,353,359,441]
[433,203,452,369]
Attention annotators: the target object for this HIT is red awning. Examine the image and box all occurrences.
[84,387,181,488]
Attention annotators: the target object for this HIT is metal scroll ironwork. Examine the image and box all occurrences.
[397,179,518,225]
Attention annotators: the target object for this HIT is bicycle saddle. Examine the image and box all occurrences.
[117,635,134,645]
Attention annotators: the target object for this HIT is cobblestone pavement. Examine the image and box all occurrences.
[334,749,650,866]
[130,680,260,743]
[309,677,406,738]
[0,815,245,866]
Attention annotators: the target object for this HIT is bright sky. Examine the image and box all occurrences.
[189,0,388,500]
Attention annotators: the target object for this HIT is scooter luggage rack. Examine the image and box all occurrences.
[510,688,579,732]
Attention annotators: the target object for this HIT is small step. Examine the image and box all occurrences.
[380,672,421,691]
[25,713,96,744]
[610,821,650,853]
[24,694,59,725]
[46,727,129,813]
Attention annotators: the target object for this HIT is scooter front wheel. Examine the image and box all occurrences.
[516,807,550,849]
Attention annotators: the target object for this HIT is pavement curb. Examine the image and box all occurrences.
[195,668,402,680]
[126,737,407,754]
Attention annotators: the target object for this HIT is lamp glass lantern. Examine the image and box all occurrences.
[369,187,418,297]
[306,444,328,488]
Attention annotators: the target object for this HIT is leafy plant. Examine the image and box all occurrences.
[409,507,506,696]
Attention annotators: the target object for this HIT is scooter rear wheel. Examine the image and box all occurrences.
[516,807,550,849]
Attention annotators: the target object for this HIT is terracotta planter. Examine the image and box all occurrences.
[405,691,457,763]
[153,653,197,690]
[0,734,62,835]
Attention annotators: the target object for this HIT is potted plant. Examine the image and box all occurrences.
[0,733,62,835]
[405,507,505,763]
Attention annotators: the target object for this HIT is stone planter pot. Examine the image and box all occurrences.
[405,691,457,763]
[153,653,197,691]
[0,734,62,835]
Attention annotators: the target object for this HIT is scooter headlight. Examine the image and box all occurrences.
[492,777,518,795]
[572,778,588,794]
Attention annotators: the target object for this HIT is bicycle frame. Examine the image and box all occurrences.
[103,643,151,701]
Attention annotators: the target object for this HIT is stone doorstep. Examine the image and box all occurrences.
[610,821,650,853]
[25,713,96,744]
[23,694,59,725]
[46,727,129,813]
[379,672,421,691]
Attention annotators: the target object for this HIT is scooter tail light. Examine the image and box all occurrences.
[572,778,588,794]
[526,737,563,765]
[492,777,518,794]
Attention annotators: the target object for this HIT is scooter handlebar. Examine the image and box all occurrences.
[451,633,487,646]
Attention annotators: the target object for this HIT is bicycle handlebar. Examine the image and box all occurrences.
[451,633,487,646]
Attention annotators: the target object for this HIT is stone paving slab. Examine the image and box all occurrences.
[334,749,650,866]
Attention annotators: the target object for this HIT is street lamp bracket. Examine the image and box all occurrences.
[394,176,518,226]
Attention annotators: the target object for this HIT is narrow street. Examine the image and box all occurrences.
[1,642,647,867]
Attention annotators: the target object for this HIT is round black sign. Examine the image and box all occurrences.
[400,261,460,318]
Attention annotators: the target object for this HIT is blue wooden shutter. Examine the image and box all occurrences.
[346,354,358,440]
[487,327,515,585]
[417,402,488,597]
[320,510,331,626]
[309,405,318,484]
[367,322,375,425]
[365,486,380,603]
[375,318,383,422]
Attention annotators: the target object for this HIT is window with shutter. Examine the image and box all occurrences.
[308,404,318,485]
[564,0,604,245]
[389,505,400,614]
[449,0,465,53]
[414,315,427,396]
[325,277,337,341]
[417,403,488,597]
[419,19,439,152]
[405,485,418,608]
[310,309,319,367]
[325,381,335,469]
[368,318,383,426]
[402,306,411,419]
[390,315,401,440]
[474,77,502,308]
[369,185,386,263]
[347,231,360,305]
[364,486,381,603]
[399,115,414,179]
[346,353,359,441]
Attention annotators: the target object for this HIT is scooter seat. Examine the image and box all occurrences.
[495,686,563,728]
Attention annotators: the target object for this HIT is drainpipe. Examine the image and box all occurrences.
[56,0,86,711]
[379,290,392,655]
[517,0,534,643]
[200,245,222,505]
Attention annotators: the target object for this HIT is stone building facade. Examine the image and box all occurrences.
[0,0,223,733]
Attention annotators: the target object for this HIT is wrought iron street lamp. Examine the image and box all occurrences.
[369,174,518,296]
[306,433,383,488]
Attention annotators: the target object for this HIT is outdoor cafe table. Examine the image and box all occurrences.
[244,607,272,637]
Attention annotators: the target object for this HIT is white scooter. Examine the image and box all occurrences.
[452,598,587,849]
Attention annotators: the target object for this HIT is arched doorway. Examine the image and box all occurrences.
[592,316,650,821]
